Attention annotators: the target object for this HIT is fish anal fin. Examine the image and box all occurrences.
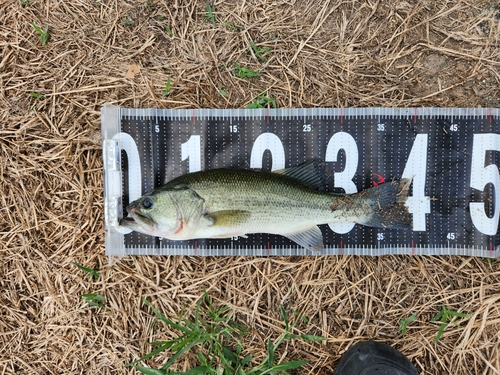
[284,226,324,252]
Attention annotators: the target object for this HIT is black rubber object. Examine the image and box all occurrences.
[333,341,419,375]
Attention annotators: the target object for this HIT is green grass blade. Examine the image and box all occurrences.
[81,293,104,301]
[218,88,228,97]
[240,354,252,367]
[266,339,274,369]
[30,21,43,34]
[261,360,308,374]
[405,312,418,323]
[135,366,167,375]
[126,342,172,367]
[399,312,418,335]
[222,346,238,364]
[163,24,173,36]
[160,339,202,370]
[72,262,100,281]
[300,334,328,342]
[232,63,261,80]
[30,92,44,99]
[171,336,197,352]
[431,310,444,322]
[204,2,216,25]
[447,310,472,318]
[142,298,191,333]
[162,78,171,97]
[280,305,289,330]
[434,323,447,343]
[182,366,210,375]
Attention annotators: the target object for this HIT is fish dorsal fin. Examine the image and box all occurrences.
[273,160,328,190]
[284,226,324,252]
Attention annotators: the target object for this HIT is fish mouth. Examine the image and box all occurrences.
[121,216,136,222]
[120,205,155,230]
[128,207,152,222]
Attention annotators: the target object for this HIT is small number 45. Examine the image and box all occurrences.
[447,233,456,240]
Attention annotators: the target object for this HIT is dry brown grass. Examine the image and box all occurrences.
[1,0,500,374]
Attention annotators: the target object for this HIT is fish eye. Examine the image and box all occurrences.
[141,198,153,209]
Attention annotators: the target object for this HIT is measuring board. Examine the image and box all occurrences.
[101,104,500,258]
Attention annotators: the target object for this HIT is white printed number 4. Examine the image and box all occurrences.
[402,134,430,231]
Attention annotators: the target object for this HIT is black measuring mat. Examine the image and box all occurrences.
[102,106,500,257]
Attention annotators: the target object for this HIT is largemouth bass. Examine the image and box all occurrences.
[120,161,411,251]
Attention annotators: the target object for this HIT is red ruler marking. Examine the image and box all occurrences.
[192,109,196,124]
[489,108,493,123]
[411,240,415,255]
[267,241,270,256]
[413,108,417,124]
[194,241,198,256]
[340,108,344,124]
[339,240,343,255]
[266,107,270,124]
[490,242,493,259]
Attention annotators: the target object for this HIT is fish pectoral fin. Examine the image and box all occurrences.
[284,226,324,252]
[207,210,251,227]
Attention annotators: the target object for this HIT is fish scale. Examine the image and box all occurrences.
[102,105,500,258]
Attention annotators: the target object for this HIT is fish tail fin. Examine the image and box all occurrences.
[359,178,412,229]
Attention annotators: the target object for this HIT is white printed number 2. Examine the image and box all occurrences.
[181,135,201,172]
[402,134,430,231]
[470,134,500,235]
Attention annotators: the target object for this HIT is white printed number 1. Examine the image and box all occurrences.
[181,135,201,172]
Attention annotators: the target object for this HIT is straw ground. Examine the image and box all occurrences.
[1,0,499,374]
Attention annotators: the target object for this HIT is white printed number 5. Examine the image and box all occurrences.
[470,134,500,235]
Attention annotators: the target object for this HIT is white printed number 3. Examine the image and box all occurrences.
[326,132,358,234]
[470,134,500,235]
